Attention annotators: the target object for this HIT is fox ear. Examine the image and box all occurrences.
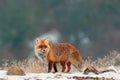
[45,38,49,43]
[35,38,40,44]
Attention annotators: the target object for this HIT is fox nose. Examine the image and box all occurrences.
[43,50,45,52]
[42,50,46,52]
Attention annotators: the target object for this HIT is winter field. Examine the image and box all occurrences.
[0,51,120,80]
[0,68,120,80]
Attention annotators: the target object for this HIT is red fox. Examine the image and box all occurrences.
[34,38,84,73]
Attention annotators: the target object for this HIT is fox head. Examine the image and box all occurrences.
[34,38,50,57]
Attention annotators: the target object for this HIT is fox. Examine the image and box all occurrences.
[34,38,84,73]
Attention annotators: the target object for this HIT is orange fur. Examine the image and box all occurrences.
[34,38,84,72]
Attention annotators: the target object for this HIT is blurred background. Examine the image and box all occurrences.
[0,0,120,62]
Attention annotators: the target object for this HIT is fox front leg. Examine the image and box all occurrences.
[48,62,53,73]
[53,63,58,72]
[48,62,58,73]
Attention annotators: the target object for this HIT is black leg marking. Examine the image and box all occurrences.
[53,63,58,72]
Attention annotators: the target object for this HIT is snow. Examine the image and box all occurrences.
[0,66,120,80]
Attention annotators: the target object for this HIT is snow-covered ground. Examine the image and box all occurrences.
[0,66,120,80]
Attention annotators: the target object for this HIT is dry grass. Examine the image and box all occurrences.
[84,51,120,68]
[2,58,48,73]
[1,51,120,73]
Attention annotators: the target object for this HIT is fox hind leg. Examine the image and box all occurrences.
[66,62,71,72]
[60,61,66,72]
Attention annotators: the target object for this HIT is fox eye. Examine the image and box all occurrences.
[38,46,43,48]
[44,45,47,48]
[38,45,47,48]
[38,46,42,48]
